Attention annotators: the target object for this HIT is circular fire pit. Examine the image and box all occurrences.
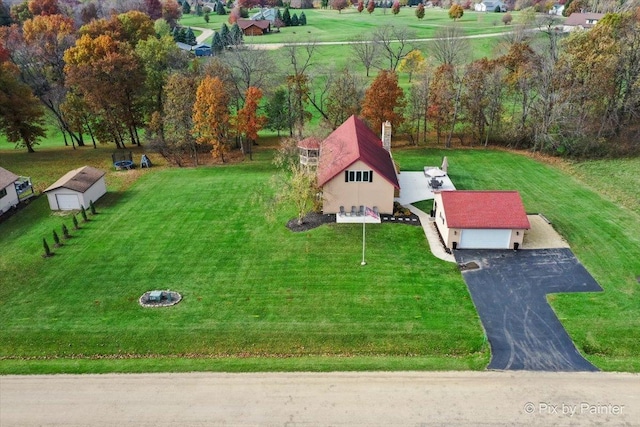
[139,290,182,308]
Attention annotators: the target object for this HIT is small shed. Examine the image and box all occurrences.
[0,167,20,215]
[434,190,530,250]
[237,19,271,36]
[44,166,107,211]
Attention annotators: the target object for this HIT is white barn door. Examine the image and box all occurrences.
[459,229,511,249]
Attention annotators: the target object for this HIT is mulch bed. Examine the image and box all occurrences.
[286,212,336,232]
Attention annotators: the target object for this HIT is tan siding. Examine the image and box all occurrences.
[322,160,395,214]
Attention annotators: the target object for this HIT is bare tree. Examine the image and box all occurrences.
[430,26,470,67]
[406,68,431,144]
[222,46,275,103]
[285,42,317,137]
[350,34,379,77]
[372,24,416,71]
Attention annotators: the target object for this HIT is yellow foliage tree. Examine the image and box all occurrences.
[192,76,230,163]
[398,49,425,83]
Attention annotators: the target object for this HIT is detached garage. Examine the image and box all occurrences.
[434,190,530,250]
[44,166,107,211]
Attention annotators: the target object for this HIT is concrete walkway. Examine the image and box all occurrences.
[394,170,456,263]
[190,26,215,44]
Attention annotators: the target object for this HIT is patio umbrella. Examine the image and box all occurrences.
[441,156,449,174]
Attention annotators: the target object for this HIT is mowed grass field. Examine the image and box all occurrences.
[1,144,638,374]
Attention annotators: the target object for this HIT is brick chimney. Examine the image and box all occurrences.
[381,121,392,152]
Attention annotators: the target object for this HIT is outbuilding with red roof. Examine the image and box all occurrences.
[433,190,530,250]
[317,115,399,215]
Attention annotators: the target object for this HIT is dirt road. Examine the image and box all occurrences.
[1,371,638,426]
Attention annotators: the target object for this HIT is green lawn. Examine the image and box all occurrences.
[0,145,638,374]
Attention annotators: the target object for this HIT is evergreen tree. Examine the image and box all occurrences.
[0,0,11,27]
[72,214,79,230]
[81,206,88,222]
[204,11,210,23]
[276,8,283,21]
[291,13,299,26]
[266,88,289,136]
[212,31,224,52]
[283,7,291,26]
[62,223,71,239]
[186,27,197,45]
[53,230,62,247]
[220,23,230,47]
[217,1,226,15]
[182,1,190,14]
[43,238,53,257]
[299,11,307,25]
[178,27,187,43]
[230,23,243,45]
[89,200,96,215]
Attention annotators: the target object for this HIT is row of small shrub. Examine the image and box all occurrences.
[42,202,96,258]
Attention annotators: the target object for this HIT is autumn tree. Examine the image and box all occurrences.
[192,75,231,162]
[448,4,463,21]
[162,0,182,28]
[502,12,513,25]
[222,42,274,103]
[428,63,456,146]
[9,14,80,145]
[367,0,375,14]
[285,43,316,137]
[398,49,424,82]
[64,34,146,148]
[145,0,163,20]
[325,68,364,129]
[415,3,424,19]
[27,0,59,16]
[332,0,348,13]
[392,0,400,15]
[235,86,266,159]
[158,71,200,165]
[357,1,364,12]
[0,62,46,152]
[361,69,405,132]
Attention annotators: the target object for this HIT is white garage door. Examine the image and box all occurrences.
[459,229,511,249]
[56,194,80,210]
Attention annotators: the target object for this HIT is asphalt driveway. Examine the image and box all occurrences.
[454,248,602,371]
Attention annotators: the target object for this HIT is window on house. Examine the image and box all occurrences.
[0,188,7,198]
[345,170,373,182]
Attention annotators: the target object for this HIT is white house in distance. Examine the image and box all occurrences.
[0,167,20,216]
[317,116,399,215]
[474,0,507,12]
[433,190,530,250]
[44,166,107,211]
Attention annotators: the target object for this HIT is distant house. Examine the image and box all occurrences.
[317,116,399,215]
[563,12,605,31]
[237,19,271,36]
[298,137,321,168]
[176,42,193,52]
[0,167,19,216]
[548,4,564,16]
[474,0,507,12]
[251,8,278,22]
[193,43,212,56]
[289,0,314,8]
[433,190,530,250]
[44,166,107,211]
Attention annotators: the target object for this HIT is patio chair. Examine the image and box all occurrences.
[339,206,345,216]
[359,205,365,216]
[350,206,357,216]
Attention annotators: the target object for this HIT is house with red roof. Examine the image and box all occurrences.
[317,115,399,215]
[433,190,530,250]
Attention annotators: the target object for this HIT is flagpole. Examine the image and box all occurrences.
[361,214,366,266]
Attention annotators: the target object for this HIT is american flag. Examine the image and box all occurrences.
[365,206,379,220]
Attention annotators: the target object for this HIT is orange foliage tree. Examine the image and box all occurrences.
[192,76,231,163]
[361,69,405,133]
[234,86,266,160]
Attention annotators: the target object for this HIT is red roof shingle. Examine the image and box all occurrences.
[440,190,530,229]
[297,137,321,150]
[317,115,399,188]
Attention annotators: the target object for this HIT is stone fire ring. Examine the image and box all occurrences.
[139,290,182,308]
